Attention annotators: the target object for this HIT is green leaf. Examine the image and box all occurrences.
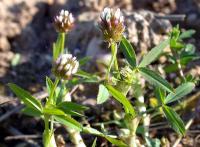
[58,101,88,111]
[170,41,184,50]
[97,84,110,104]
[53,33,65,60]
[179,29,196,39]
[83,127,103,136]
[139,39,169,67]
[164,64,178,73]
[46,77,54,95]
[105,136,127,147]
[8,83,43,112]
[43,107,66,116]
[79,56,91,66]
[54,115,82,131]
[180,54,200,65]
[162,105,185,135]
[57,108,84,117]
[75,70,99,83]
[91,137,97,147]
[83,127,127,146]
[57,101,88,117]
[170,25,180,41]
[155,87,166,104]
[105,84,136,116]
[119,36,137,68]
[138,67,174,93]
[164,82,195,104]
[22,106,42,117]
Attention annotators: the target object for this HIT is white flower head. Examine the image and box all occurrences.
[101,7,111,20]
[54,9,75,33]
[53,54,79,79]
[114,8,121,20]
[99,7,125,42]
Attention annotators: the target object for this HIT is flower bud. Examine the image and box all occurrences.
[120,66,133,83]
[99,7,125,42]
[54,10,75,33]
[52,54,79,80]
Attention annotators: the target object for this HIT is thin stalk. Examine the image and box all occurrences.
[43,116,49,147]
[140,105,161,115]
[43,115,56,147]
[134,73,150,138]
[53,32,66,60]
[106,42,119,80]
[61,80,86,147]
[176,59,185,81]
[111,42,119,72]
[170,49,185,81]
[44,115,50,131]
[57,80,67,104]
[58,32,65,55]
[138,95,150,137]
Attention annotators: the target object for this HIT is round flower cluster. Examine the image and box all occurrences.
[99,7,125,43]
[54,10,75,33]
[52,54,79,80]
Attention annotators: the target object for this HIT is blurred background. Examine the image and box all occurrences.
[0,0,200,146]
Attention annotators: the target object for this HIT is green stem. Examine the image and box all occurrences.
[53,32,66,60]
[176,59,185,81]
[140,105,161,115]
[50,116,54,131]
[170,49,185,81]
[59,32,65,55]
[61,80,86,147]
[45,78,59,138]
[106,42,119,80]
[126,116,141,147]
[115,79,140,146]
[111,43,119,72]
[57,80,67,103]
[43,115,57,147]
[44,115,50,131]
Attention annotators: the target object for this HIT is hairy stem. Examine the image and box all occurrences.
[43,115,57,147]
[171,49,185,81]
[115,80,140,146]
[138,95,150,137]
[61,82,86,147]
[176,59,185,81]
[126,117,141,147]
